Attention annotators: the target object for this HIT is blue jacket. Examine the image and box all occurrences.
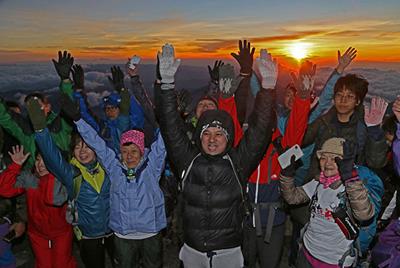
[35,128,111,238]
[74,92,144,154]
[75,119,167,235]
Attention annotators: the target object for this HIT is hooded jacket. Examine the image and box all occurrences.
[157,83,275,252]
[0,163,70,238]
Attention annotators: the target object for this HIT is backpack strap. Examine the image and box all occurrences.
[180,153,201,191]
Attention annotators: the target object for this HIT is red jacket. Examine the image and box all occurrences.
[0,163,70,238]
[220,95,310,183]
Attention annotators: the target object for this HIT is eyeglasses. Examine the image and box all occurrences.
[334,93,357,102]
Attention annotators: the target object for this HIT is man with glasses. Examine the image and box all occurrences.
[302,73,389,181]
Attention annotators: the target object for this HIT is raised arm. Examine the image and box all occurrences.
[0,100,36,168]
[156,44,197,175]
[35,128,76,196]
[234,48,277,179]
[279,157,310,205]
[309,47,357,123]
[231,40,255,126]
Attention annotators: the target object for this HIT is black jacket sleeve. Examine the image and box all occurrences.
[233,87,275,180]
[156,83,198,176]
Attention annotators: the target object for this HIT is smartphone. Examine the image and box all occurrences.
[2,230,16,243]
[278,144,304,169]
[128,56,141,69]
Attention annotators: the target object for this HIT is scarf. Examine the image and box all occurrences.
[319,172,341,189]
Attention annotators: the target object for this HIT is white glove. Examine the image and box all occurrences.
[157,43,181,84]
[364,96,389,127]
[255,49,278,89]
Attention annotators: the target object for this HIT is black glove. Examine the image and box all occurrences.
[208,60,224,84]
[108,66,125,92]
[281,155,297,177]
[231,40,255,76]
[52,50,74,80]
[26,98,46,131]
[218,64,243,99]
[60,93,81,121]
[119,88,130,115]
[176,89,192,114]
[335,140,357,182]
[71,64,84,90]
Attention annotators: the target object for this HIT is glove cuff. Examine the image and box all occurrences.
[161,77,175,84]
[161,83,175,90]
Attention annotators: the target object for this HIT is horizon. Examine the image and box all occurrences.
[1,0,400,68]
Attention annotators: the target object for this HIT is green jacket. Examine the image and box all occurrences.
[0,101,72,169]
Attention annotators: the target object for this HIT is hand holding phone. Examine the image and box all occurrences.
[2,230,16,243]
[278,144,303,169]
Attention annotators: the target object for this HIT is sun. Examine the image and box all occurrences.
[289,42,311,61]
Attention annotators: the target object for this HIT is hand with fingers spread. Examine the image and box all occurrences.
[290,60,316,98]
[218,64,243,99]
[26,97,47,131]
[231,40,255,76]
[157,43,181,85]
[9,145,30,166]
[127,55,141,77]
[336,47,357,74]
[108,66,125,92]
[52,50,74,80]
[208,60,224,84]
[71,64,84,91]
[364,96,389,126]
[393,96,400,122]
[255,49,278,89]
[334,140,357,182]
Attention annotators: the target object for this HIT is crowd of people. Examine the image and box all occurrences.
[0,40,399,268]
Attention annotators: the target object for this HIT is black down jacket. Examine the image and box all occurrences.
[156,83,275,252]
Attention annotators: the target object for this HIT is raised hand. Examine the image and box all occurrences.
[9,145,30,166]
[255,49,278,89]
[290,60,316,98]
[157,43,181,84]
[335,140,357,182]
[26,98,46,131]
[108,66,125,92]
[392,96,400,122]
[52,50,74,80]
[231,40,255,76]
[218,64,243,99]
[336,47,357,74]
[208,60,224,84]
[364,96,389,126]
[71,64,84,91]
[127,55,141,77]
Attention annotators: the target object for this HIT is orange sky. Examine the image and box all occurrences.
[1,1,400,68]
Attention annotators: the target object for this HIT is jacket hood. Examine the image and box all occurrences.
[194,109,234,156]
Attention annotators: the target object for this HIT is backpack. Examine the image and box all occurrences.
[338,165,384,266]
[371,219,400,268]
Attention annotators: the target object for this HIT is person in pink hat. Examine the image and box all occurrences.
[59,92,167,268]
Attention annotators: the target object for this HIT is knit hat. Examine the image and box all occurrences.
[316,137,345,159]
[103,92,121,108]
[194,109,234,156]
[196,95,218,109]
[120,130,145,155]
